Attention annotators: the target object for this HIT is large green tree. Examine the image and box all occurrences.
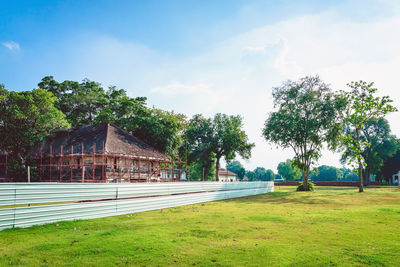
[338,81,397,192]
[38,76,186,156]
[0,85,69,176]
[263,76,345,190]
[185,113,254,181]
[39,77,109,127]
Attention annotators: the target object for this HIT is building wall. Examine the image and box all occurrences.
[219,174,237,182]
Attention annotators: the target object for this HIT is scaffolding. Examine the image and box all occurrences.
[36,142,186,183]
[0,124,188,183]
[0,144,186,183]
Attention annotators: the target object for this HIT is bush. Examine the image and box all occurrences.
[296,182,315,191]
[381,181,388,186]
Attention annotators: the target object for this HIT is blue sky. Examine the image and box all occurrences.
[1,0,400,171]
[1,0,357,90]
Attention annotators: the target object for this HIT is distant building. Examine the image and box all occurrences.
[218,168,238,182]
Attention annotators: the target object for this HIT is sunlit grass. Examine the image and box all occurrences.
[1,186,400,266]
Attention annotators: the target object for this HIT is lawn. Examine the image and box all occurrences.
[1,186,400,266]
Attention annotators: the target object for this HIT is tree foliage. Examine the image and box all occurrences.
[263,76,344,190]
[245,170,256,181]
[254,167,267,181]
[0,84,69,177]
[265,169,276,181]
[341,118,398,184]
[185,113,254,181]
[226,160,245,180]
[38,76,186,156]
[338,81,397,192]
[277,159,301,181]
[379,144,400,180]
[310,165,343,182]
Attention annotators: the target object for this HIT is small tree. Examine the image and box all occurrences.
[185,113,254,181]
[265,169,276,181]
[277,159,301,181]
[263,76,345,190]
[245,170,256,181]
[211,114,254,181]
[254,167,267,181]
[339,81,397,192]
[226,160,246,180]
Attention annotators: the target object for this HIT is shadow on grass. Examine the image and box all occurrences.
[314,187,357,191]
[229,190,338,205]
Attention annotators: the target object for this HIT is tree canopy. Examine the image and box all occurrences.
[263,76,345,190]
[264,169,276,181]
[185,113,254,181]
[245,170,256,181]
[310,165,343,182]
[338,81,397,192]
[379,144,400,180]
[277,159,301,181]
[38,76,186,156]
[0,84,69,177]
[226,160,246,180]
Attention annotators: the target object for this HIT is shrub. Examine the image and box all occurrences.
[296,182,315,191]
[381,181,388,186]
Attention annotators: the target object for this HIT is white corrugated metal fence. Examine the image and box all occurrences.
[0,181,274,230]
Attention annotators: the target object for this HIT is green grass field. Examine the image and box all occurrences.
[1,186,400,266]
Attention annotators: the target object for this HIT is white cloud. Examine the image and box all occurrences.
[150,82,213,96]
[60,3,400,171]
[2,41,20,51]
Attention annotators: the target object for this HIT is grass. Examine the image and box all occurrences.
[1,186,400,266]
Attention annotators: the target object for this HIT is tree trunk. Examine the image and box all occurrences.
[358,159,364,192]
[303,166,309,191]
[215,157,220,182]
[364,168,370,186]
[356,128,364,193]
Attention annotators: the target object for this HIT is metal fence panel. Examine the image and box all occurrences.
[0,182,271,206]
[0,182,273,230]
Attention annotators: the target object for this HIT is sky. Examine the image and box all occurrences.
[1,0,400,172]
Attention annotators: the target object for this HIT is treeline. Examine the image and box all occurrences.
[1,75,399,189]
[0,76,254,180]
[225,159,359,182]
[226,161,275,181]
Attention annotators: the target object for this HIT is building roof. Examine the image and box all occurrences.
[33,123,167,160]
[218,168,237,177]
